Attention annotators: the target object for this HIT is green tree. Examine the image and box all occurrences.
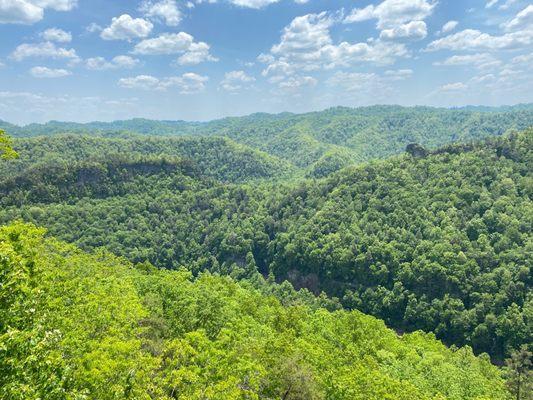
[0,130,18,160]
[505,346,533,400]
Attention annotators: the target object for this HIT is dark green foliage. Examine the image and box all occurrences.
[0,134,295,183]
[505,346,533,400]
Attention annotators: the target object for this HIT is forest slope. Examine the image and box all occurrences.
[0,222,511,399]
[0,130,530,360]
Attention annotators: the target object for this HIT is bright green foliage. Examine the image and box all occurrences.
[0,222,511,399]
[0,129,18,160]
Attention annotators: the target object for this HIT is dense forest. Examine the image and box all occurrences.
[0,222,514,399]
[3,105,533,174]
[0,106,532,398]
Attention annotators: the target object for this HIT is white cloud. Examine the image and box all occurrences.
[439,82,468,91]
[278,75,317,89]
[141,0,181,26]
[511,52,533,64]
[439,20,458,35]
[133,32,193,54]
[33,0,77,11]
[434,53,501,69]
[133,32,217,65]
[30,66,71,78]
[486,0,498,8]
[100,14,153,41]
[118,72,208,93]
[498,0,517,11]
[176,42,218,65]
[380,20,427,40]
[86,22,102,33]
[271,12,333,56]
[0,0,76,24]
[500,5,533,31]
[261,12,409,81]
[192,0,307,9]
[40,27,71,43]
[426,28,533,51]
[10,41,78,61]
[384,68,413,80]
[220,70,255,91]
[86,55,140,70]
[344,0,436,29]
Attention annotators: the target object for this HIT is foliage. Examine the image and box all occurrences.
[0,130,18,160]
[0,129,531,361]
[3,105,533,171]
[504,346,532,400]
[0,222,512,399]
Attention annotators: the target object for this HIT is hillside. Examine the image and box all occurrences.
[0,222,511,399]
[0,129,530,361]
[0,135,295,184]
[3,105,533,174]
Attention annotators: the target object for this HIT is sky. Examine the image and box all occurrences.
[0,0,532,124]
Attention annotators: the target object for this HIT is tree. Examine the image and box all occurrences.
[0,130,18,160]
[505,346,532,400]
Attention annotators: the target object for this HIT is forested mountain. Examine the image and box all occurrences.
[1,128,531,362]
[0,222,512,399]
[3,105,533,174]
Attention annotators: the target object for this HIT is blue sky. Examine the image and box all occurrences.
[0,0,532,124]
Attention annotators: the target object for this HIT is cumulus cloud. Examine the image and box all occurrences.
[140,0,182,26]
[439,82,468,91]
[86,55,140,70]
[278,75,317,89]
[10,41,78,61]
[437,20,458,35]
[192,0,307,9]
[434,53,501,69]
[260,12,409,83]
[220,70,255,91]
[133,32,217,65]
[0,0,77,24]
[384,68,413,80]
[380,20,427,40]
[426,28,533,51]
[30,66,71,78]
[500,5,533,31]
[100,14,153,41]
[40,27,71,43]
[118,72,208,93]
[344,0,436,29]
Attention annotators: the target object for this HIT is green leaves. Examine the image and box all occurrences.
[0,222,512,399]
[0,130,18,160]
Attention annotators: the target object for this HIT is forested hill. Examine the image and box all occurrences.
[0,135,295,184]
[2,105,533,171]
[1,129,531,362]
[0,222,512,399]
